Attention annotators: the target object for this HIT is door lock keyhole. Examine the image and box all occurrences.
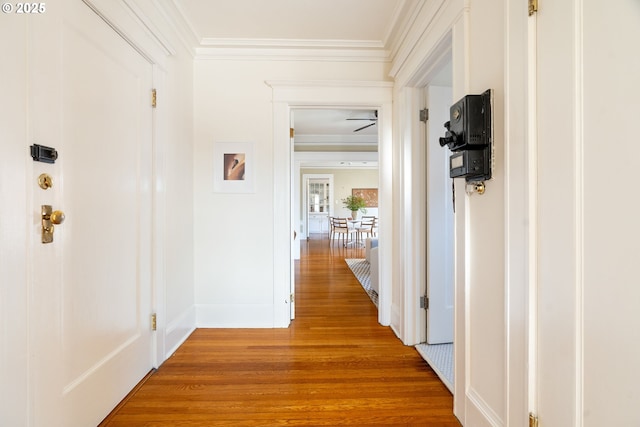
[38,173,53,190]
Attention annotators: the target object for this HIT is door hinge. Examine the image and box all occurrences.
[151,313,157,331]
[528,0,538,16]
[290,128,295,138]
[420,295,429,309]
[151,88,157,108]
[419,108,429,123]
[529,413,539,427]
[290,293,295,303]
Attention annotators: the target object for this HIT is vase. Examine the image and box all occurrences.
[351,210,358,220]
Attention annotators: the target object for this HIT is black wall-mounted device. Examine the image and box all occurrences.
[30,144,58,164]
[439,89,492,182]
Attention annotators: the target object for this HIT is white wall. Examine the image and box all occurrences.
[464,0,507,422]
[158,33,196,359]
[193,60,389,327]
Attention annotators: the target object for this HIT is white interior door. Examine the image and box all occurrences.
[29,1,154,426]
[425,85,454,344]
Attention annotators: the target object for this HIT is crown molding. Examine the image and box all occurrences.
[388,0,462,80]
[386,0,427,64]
[159,0,419,62]
[121,0,176,55]
[195,46,391,62]
[195,37,391,61]
[201,38,384,49]
[82,0,174,65]
[154,0,199,57]
[266,80,394,89]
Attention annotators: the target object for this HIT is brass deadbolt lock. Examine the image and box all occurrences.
[38,173,53,190]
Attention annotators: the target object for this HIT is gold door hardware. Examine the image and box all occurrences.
[465,181,486,195]
[38,173,53,190]
[41,205,65,244]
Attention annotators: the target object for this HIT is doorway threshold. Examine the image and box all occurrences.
[415,343,453,393]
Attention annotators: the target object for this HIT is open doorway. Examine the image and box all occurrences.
[292,108,379,245]
[266,80,393,328]
[291,107,380,318]
[415,61,455,392]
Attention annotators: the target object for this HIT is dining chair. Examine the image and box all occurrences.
[363,216,378,237]
[328,216,336,243]
[332,217,356,246]
[356,216,376,243]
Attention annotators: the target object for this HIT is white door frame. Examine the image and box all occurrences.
[84,0,182,368]
[267,80,393,327]
[394,40,455,343]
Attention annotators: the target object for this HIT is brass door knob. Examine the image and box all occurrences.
[50,210,65,225]
[41,205,66,243]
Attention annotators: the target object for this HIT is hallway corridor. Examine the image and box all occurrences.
[100,238,458,426]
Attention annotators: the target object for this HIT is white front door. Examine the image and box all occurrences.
[29,1,154,425]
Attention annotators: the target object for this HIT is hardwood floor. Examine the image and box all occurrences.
[100,237,460,426]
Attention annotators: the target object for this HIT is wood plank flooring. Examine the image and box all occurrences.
[100,236,460,426]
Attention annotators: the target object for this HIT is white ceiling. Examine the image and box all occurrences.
[172,0,407,54]
[168,0,451,153]
[293,109,378,149]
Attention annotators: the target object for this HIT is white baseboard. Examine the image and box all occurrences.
[196,303,281,328]
[164,306,196,360]
[465,387,504,427]
[390,303,402,339]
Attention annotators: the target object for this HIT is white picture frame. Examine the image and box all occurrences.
[213,142,255,193]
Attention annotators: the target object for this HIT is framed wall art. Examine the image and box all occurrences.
[352,188,378,207]
[213,142,255,193]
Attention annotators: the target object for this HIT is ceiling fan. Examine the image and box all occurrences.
[346,110,378,132]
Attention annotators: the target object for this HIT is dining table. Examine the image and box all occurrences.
[346,219,363,246]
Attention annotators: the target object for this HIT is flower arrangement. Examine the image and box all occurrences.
[342,194,367,216]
